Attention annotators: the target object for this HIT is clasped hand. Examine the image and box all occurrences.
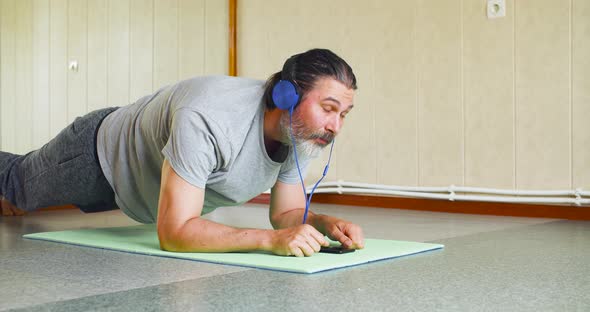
[271,218,364,257]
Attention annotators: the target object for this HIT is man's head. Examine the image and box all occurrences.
[263,49,357,156]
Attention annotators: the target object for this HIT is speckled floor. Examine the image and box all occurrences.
[1,203,589,311]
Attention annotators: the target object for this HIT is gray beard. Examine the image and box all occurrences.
[279,111,323,158]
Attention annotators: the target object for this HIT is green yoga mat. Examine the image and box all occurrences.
[24,224,443,274]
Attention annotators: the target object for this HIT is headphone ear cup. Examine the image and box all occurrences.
[272,80,300,111]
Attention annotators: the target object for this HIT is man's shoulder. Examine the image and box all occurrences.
[170,75,265,139]
[179,75,264,90]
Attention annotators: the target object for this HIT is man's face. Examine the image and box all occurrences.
[279,77,355,157]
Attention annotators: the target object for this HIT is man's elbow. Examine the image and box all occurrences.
[269,213,283,229]
[159,238,178,252]
[270,211,295,229]
[157,225,184,252]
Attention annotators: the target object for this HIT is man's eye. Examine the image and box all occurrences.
[323,106,332,112]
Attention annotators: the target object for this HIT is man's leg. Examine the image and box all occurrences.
[0,107,118,215]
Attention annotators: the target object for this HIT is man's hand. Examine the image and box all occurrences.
[269,224,329,257]
[315,215,364,250]
[269,181,364,254]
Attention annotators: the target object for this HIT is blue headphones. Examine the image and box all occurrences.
[271,56,335,225]
[271,57,301,113]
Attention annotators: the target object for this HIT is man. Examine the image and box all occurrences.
[0,48,364,257]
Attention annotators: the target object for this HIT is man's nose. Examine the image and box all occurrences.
[325,115,341,135]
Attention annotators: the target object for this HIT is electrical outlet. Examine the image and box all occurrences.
[487,0,506,19]
[68,60,79,72]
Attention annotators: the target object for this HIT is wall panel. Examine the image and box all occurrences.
[130,0,153,102]
[573,0,590,189]
[32,0,50,148]
[373,0,418,186]
[88,0,108,112]
[107,0,130,106]
[416,0,463,186]
[67,0,87,122]
[0,0,16,152]
[49,0,68,139]
[154,0,178,89]
[1,0,227,154]
[204,0,228,75]
[515,0,571,189]
[14,0,33,154]
[463,0,514,188]
[179,0,204,80]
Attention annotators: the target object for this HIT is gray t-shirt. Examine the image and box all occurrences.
[96,76,310,224]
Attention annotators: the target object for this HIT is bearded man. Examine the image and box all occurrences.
[0,48,364,257]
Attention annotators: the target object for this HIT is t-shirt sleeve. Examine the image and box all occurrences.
[161,109,220,189]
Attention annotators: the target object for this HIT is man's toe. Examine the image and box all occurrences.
[0,197,25,216]
[1,202,15,216]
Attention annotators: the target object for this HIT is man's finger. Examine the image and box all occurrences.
[310,229,329,246]
[299,242,315,257]
[331,228,353,248]
[305,236,322,252]
[346,227,365,249]
[290,245,304,257]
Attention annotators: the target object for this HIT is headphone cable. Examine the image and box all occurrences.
[289,109,335,224]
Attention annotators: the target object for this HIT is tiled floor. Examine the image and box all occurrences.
[1,204,589,311]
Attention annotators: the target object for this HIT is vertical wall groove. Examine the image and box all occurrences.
[460,0,465,186]
[203,0,206,75]
[513,0,517,189]
[29,1,33,148]
[106,0,110,110]
[0,0,3,149]
[151,0,154,91]
[48,0,52,144]
[176,0,180,82]
[47,0,50,141]
[13,0,16,151]
[86,0,89,113]
[127,0,131,104]
[569,0,576,188]
[12,0,16,151]
[65,0,68,123]
[415,2,420,187]
[372,55,378,183]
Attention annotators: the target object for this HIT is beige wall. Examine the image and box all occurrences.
[0,0,227,153]
[1,0,589,191]
[239,0,590,190]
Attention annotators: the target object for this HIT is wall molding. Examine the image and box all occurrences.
[247,194,590,220]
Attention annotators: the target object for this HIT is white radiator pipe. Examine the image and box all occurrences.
[313,181,588,197]
[299,180,590,206]
[306,187,590,206]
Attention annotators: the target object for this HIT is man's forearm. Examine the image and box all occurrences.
[159,217,273,253]
[271,208,327,233]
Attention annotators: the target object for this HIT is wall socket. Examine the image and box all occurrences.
[487,0,506,19]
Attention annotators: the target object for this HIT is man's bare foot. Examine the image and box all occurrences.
[0,196,26,216]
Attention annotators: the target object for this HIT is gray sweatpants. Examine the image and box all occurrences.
[0,107,119,213]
